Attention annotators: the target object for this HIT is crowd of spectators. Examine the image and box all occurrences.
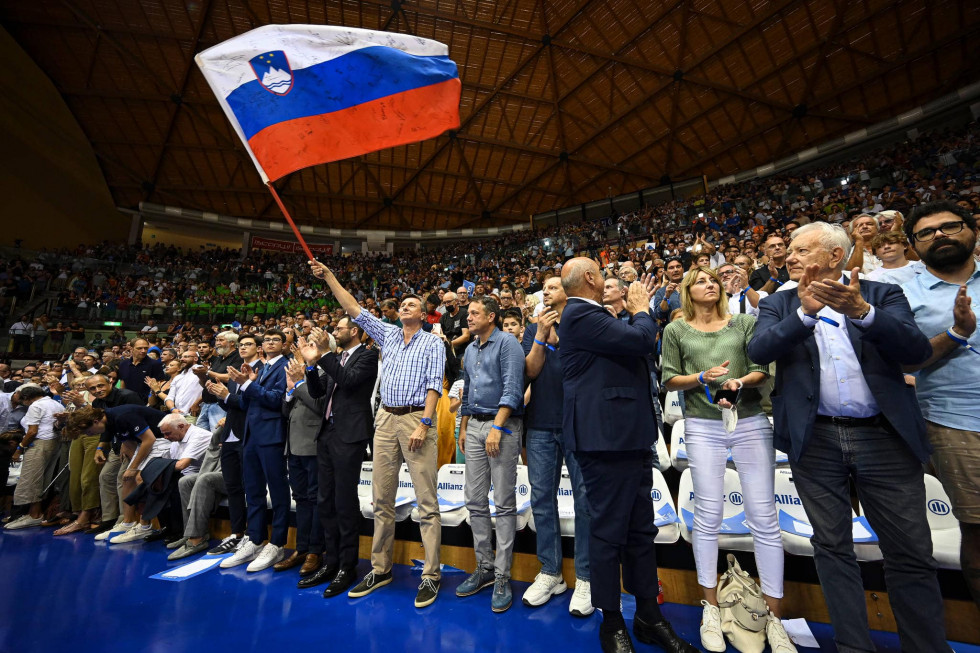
[0,120,979,653]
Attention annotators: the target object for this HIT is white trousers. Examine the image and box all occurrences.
[685,413,784,598]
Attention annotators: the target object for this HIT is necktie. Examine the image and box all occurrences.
[326,351,350,419]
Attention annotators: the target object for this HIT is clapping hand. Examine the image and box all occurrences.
[637,273,658,301]
[146,377,163,393]
[227,363,257,385]
[205,380,229,400]
[297,335,321,364]
[285,358,305,388]
[626,277,653,315]
[192,362,210,379]
[702,360,731,384]
[953,284,976,337]
[809,268,871,319]
[797,264,826,315]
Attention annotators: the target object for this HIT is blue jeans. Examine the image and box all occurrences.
[526,427,590,580]
[790,421,949,653]
[197,402,227,433]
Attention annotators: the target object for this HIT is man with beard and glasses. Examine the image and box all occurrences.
[901,200,980,610]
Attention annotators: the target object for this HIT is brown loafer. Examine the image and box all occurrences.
[273,551,304,572]
[300,553,322,577]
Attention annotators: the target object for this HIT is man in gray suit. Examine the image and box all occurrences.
[168,426,226,560]
[276,357,327,574]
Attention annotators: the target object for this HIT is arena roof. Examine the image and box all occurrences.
[2,0,978,230]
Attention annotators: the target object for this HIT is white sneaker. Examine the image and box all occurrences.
[220,536,258,568]
[246,543,284,572]
[569,578,594,617]
[767,616,799,653]
[95,521,132,541]
[4,515,43,530]
[521,572,567,607]
[700,601,726,652]
[110,524,153,544]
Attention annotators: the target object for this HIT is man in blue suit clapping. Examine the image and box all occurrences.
[559,257,697,653]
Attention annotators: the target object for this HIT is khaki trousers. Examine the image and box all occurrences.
[69,435,102,512]
[13,439,60,505]
[370,409,441,580]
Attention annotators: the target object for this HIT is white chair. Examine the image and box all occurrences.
[557,465,576,537]
[412,464,468,527]
[655,425,670,472]
[669,419,688,471]
[6,461,22,487]
[774,468,815,556]
[467,464,533,531]
[924,474,961,570]
[677,468,753,551]
[395,463,416,522]
[358,461,374,519]
[854,502,883,562]
[652,468,679,544]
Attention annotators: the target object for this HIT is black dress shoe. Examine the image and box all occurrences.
[323,568,358,598]
[297,564,337,589]
[599,627,635,653]
[143,528,168,543]
[633,616,699,653]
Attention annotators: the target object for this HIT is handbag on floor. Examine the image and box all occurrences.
[716,554,769,653]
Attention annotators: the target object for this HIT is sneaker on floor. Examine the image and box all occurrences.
[767,616,799,653]
[414,577,440,608]
[491,575,512,613]
[207,534,242,556]
[168,539,210,561]
[455,567,495,597]
[95,521,132,541]
[569,578,594,617]
[166,536,189,550]
[699,600,726,653]
[522,572,567,607]
[4,515,43,530]
[348,570,393,598]
[110,524,153,544]
[220,536,259,568]
[246,544,284,572]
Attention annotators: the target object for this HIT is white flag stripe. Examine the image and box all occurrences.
[195,24,450,99]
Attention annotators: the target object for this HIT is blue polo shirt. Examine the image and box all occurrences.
[902,261,980,431]
[521,322,562,429]
[461,328,525,417]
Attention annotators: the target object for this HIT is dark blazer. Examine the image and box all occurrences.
[746,279,933,462]
[283,371,327,456]
[306,345,379,444]
[221,361,262,443]
[241,356,288,446]
[559,298,660,452]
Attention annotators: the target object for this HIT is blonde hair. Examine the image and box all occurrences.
[680,266,729,320]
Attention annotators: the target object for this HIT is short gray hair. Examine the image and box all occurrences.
[791,222,853,262]
[158,413,188,431]
[217,331,239,344]
[847,214,879,233]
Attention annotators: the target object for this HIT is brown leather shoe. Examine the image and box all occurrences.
[300,553,322,576]
[273,551,304,572]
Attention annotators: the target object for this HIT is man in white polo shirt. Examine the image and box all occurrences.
[6,387,64,530]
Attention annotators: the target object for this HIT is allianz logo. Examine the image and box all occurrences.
[399,480,414,488]
[557,487,574,497]
[774,494,802,505]
[928,499,950,515]
[518,484,529,496]
[438,482,464,491]
[358,479,371,486]
[651,489,662,501]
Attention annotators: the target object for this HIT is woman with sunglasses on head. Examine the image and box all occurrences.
[660,266,795,653]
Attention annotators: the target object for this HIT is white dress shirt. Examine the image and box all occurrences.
[168,425,212,475]
[167,366,203,413]
[797,285,879,418]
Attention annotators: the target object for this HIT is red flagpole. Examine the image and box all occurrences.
[265,182,315,260]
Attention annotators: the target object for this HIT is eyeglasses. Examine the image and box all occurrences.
[718,269,737,277]
[238,342,256,347]
[263,337,283,343]
[912,221,966,242]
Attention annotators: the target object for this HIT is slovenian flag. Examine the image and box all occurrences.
[195,25,461,182]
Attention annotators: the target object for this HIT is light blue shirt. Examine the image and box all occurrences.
[797,279,879,418]
[902,262,980,431]
[461,327,526,417]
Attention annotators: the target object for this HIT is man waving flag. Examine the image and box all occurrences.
[196,24,461,182]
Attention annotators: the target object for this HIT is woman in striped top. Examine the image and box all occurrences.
[661,266,795,653]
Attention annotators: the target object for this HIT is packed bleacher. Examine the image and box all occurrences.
[1,120,979,653]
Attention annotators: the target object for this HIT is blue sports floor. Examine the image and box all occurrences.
[1,528,977,653]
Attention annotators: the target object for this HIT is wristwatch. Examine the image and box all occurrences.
[420,417,433,427]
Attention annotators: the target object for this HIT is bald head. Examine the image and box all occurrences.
[561,257,603,302]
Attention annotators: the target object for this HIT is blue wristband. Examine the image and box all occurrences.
[947,328,980,356]
[534,338,556,352]
[769,276,784,286]
[305,365,316,372]
[491,425,513,434]
[698,372,706,385]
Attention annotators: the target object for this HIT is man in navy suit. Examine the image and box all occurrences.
[224,328,291,573]
[747,223,950,653]
[559,258,697,653]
